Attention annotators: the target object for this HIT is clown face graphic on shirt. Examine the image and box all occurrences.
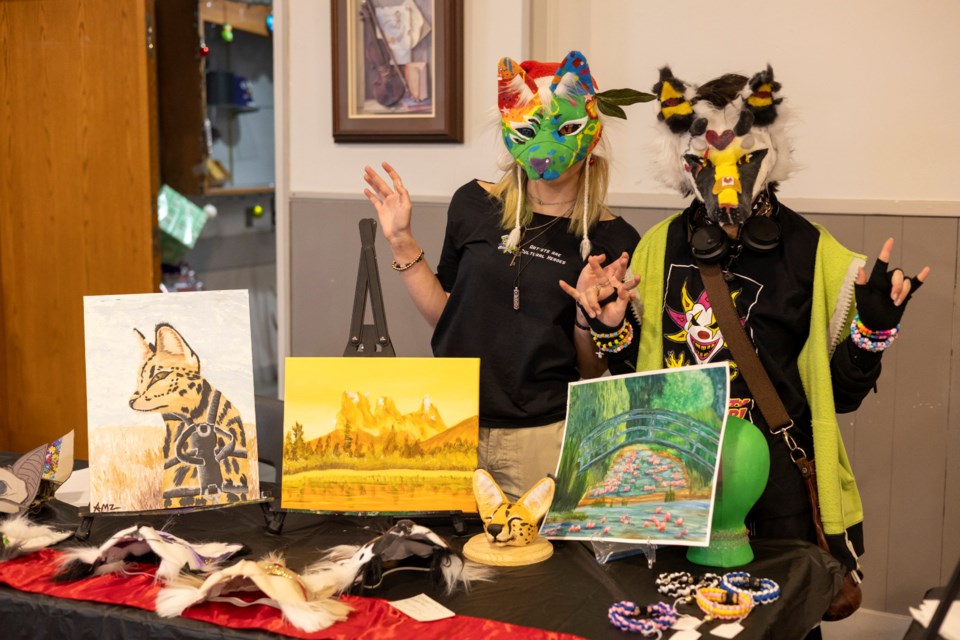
[662,265,762,375]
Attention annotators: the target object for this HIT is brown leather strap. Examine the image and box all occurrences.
[698,261,793,432]
[699,260,831,552]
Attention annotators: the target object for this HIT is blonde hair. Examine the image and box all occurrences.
[489,141,612,239]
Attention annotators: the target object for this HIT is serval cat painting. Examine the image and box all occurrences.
[84,290,258,513]
[131,324,255,508]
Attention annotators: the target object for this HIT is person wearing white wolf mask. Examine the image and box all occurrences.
[562,66,930,629]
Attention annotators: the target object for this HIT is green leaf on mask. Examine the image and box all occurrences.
[595,88,656,120]
[596,101,627,119]
[597,88,657,105]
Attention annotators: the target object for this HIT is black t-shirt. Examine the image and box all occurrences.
[432,180,640,428]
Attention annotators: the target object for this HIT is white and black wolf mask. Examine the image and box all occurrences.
[652,65,794,226]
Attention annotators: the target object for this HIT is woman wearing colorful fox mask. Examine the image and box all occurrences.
[363,51,645,500]
[563,66,929,623]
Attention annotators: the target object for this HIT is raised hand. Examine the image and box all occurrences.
[363,162,413,245]
[855,238,930,330]
[559,252,638,328]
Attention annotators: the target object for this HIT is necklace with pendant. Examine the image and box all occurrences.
[510,208,572,310]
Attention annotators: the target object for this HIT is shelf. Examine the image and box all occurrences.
[207,102,260,113]
[204,185,275,197]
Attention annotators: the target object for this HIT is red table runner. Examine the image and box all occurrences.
[0,549,584,640]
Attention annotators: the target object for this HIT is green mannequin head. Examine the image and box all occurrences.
[687,416,770,567]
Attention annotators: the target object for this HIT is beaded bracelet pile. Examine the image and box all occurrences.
[849,314,900,352]
[695,587,754,620]
[591,319,634,354]
[608,600,678,636]
[721,571,781,605]
[655,571,721,602]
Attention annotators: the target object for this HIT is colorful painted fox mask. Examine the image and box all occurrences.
[653,66,793,226]
[498,51,602,181]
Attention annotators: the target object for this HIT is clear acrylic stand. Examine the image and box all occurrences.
[588,533,658,567]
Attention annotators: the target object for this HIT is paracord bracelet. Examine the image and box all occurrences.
[608,600,678,636]
[695,587,754,621]
[655,571,721,601]
[721,571,781,605]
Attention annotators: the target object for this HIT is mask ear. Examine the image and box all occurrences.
[653,66,694,134]
[472,469,507,520]
[517,476,556,523]
[548,50,597,99]
[745,64,783,126]
[498,57,539,113]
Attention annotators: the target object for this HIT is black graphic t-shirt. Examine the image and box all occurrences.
[433,180,640,428]
[656,203,822,521]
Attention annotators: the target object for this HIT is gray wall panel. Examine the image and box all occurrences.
[290,194,959,615]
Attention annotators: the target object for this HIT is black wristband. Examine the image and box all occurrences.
[576,303,624,334]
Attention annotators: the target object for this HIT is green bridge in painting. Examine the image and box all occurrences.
[577,408,721,477]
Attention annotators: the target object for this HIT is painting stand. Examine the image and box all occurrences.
[74,493,276,542]
[588,537,658,567]
[344,218,395,357]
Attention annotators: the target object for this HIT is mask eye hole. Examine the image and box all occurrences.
[557,116,588,136]
[509,116,540,143]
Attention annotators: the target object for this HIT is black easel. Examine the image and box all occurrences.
[344,218,395,356]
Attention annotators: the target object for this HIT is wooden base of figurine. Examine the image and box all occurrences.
[462,533,554,566]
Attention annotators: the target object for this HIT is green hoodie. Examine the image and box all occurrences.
[628,212,865,546]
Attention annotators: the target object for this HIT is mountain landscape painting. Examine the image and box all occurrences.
[281,357,480,513]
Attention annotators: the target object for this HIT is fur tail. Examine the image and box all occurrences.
[279,598,352,633]
[155,573,207,617]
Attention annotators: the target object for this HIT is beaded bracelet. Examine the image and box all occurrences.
[721,571,781,605]
[591,319,634,354]
[849,315,899,352]
[655,571,721,601]
[694,587,754,621]
[391,248,425,272]
[608,600,678,636]
[854,315,899,339]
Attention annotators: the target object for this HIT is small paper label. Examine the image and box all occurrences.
[710,622,745,638]
[672,630,702,640]
[673,614,703,631]
[389,593,456,622]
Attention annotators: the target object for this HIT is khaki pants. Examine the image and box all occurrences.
[477,420,564,502]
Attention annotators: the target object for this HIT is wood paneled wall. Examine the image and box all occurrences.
[0,1,159,458]
[290,195,959,616]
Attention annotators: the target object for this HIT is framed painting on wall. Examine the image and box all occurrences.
[331,0,464,142]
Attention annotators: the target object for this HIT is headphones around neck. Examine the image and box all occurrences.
[689,213,781,263]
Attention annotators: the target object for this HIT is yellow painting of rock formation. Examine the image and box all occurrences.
[281,357,479,513]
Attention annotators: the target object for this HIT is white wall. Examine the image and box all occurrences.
[283,0,960,214]
[285,0,529,199]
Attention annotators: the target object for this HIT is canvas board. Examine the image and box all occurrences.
[541,363,729,546]
[281,357,479,514]
[83,290,259,513]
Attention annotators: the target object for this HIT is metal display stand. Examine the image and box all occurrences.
[344,218,395,357]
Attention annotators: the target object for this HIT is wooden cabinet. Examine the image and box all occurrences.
[155,0,274,196]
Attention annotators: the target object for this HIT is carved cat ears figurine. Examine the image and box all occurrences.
[473,469,555,547]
